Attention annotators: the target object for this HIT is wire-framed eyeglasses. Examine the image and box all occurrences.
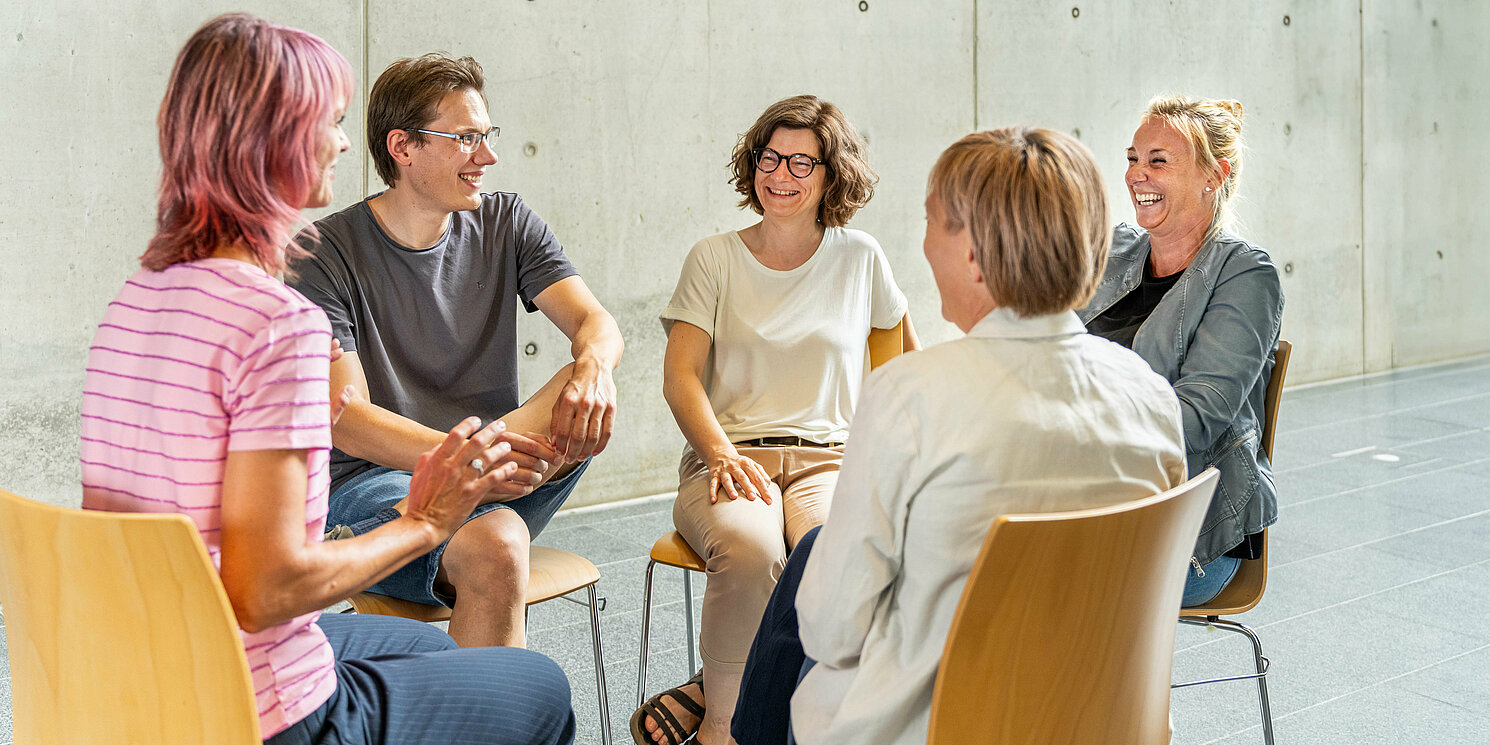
[415,126,500,153]
[752,147,827,178]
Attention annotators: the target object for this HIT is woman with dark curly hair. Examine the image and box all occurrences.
[634,95,916,745]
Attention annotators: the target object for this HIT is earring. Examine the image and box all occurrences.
[1204,186,1214,193]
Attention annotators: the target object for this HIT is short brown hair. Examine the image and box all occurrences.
[368,53,486,187]
[927,128,1110,317]
[729,95,876,228]
[1144,95,1245,241]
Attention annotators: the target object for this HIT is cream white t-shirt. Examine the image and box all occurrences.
[660,227,907,444]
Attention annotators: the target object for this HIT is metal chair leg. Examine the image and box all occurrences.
[637,560,701,708]
[1219,618,1275,745]
[1172,617,1275,745]
[683,569,696,673]
[587,584,612,745]
[637,559,657,708]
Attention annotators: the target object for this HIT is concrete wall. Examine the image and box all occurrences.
[2,1,1485,508]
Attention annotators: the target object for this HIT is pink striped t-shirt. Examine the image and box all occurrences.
[81,258,336,737]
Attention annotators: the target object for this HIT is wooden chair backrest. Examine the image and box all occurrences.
[0,488,260,744]
[927,469,1218,745]
[1260,339,1292,462]
[1182,339,1291,618]
[868,319,905,370]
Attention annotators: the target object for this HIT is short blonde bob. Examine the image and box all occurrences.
[729,95,876,228]
[927,128,1110,317]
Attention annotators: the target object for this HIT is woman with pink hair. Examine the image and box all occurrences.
[81,13,573,744]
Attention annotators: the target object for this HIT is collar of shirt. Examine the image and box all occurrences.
[967,307,1088,340]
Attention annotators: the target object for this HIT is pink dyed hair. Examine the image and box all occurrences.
[142,13,353,274]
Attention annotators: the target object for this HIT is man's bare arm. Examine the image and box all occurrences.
[330,350,554,499]
[532,276,624,462]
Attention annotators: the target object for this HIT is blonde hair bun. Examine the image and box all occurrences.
[1216,99,1245,123]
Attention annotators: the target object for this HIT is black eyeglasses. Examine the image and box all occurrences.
[753,148,827,178]
[414,126,500,153]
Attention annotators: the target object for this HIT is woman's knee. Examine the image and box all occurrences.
[705,530,789,591]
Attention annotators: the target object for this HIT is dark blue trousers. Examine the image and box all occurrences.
[266,613,575,745]
[731,526,821,745]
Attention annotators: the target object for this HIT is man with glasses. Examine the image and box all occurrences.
[290,53,623,650]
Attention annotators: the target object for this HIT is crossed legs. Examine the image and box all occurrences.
[332,364,587,648]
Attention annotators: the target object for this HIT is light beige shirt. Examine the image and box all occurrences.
[792,308,1187,745]
[659,227,907,444]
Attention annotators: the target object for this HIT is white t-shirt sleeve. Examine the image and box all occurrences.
[659,237,721,337]
[865,234,909,329]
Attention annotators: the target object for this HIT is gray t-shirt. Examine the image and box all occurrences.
[290,191,578,489]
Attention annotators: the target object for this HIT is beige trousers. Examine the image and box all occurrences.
[672,445,842,745]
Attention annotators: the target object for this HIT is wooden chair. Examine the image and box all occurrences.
[348,544,612,745]
[866,317,906,369]
[635,320,909,705]
[1172,339,1292,745]
[0,488,260,744]
[927,469,1219,745]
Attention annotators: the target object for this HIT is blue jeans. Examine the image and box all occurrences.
[731,526,821,745]
[330,460,589,607]
[1182,553,1241,607]
[265,613,574,745]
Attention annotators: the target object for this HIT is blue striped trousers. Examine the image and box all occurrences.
[266,613,575,745]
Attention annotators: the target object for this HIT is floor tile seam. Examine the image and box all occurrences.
[1275,451,1489,481]
[1176,557,1490,656]
[537,526,658,553]
[1284,356,1490,396]
[593,555,668,570]
[584,533,674,557]
[1275,457,1490,509]
[1280,392,1490,437]
[1360,425,1490,451]
[1278,433,1490,475]
[532,603,693,631]
[1397,688,1490,718]
[1195,640,1490,743]
[1257,560,1490,634]
[1271,508,1490,570]
[554,491,676,519]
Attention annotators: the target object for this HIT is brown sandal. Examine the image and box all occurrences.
[629,669,705,745]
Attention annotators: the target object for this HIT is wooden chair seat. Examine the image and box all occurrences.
[649,529,705,571]
[1180,530,1269,618]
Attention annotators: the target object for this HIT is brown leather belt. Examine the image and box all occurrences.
[734,436,843,449]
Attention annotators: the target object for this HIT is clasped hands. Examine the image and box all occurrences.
[328,338,564,504]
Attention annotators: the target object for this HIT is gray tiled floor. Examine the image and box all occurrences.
[5,355,1490,744]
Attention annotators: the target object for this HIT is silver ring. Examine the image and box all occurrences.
[468,458,485,475]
